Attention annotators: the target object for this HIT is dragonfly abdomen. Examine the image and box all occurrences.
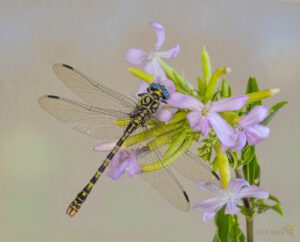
[66,94,161,217]
[66,125,135,217]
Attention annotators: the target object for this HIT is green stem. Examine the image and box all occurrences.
[246,218,253,242]
[235,169,253,242]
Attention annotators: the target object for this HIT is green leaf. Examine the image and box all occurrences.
[221,79,232,98]
[198,135,216,161]
[212,90,221,101]
[124,122,182,147]
[241,145,255,165]
[246,76,262,107]
[214,207,245,242]
[163,130,187,158]
[256,194,284,216]
[167,111,187,124]
[246,76,260,93]
[226,150,238,168]
[261,101,288,125]
[202,46,211,84]
[240,205,255,219]
[242,152,260,186]
[198,145,212,161]
[269,194,281,203]
[141,134,194,172]
[205,67,230,100]
[157,58,194,93]
[219,111,239,126]
[197,76,206,97]
[215,142,231,190]
[212,156,219,172]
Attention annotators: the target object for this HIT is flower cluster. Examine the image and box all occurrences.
[96,22,285,236]
[125,22,271,152]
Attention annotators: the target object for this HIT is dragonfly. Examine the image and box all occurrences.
[38,64,219,217]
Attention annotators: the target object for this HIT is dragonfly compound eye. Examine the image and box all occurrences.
[149,83,160,91]
[162,89,170,100]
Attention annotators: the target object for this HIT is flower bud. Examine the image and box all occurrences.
[128,68,155,83]
[246,88,280,104]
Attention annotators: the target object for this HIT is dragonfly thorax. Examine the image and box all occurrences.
[128,92,162,128]
[140,93,161,113]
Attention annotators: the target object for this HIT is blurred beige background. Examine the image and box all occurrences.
[0,1,299,242]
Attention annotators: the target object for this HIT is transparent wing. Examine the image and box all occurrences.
[171,150,219,184]
[141,168,190,211]
[38,95,130,141]
[137,126,190,211]
[126,117,219,184]
[53,64,137,113]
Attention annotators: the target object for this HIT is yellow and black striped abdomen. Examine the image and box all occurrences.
[66,130,132,217]
[66,92,162,217]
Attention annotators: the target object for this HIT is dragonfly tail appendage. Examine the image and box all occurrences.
[66,162,108,217]
[66,130,132,217]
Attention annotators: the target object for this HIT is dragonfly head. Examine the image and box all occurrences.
[149,83,170,101]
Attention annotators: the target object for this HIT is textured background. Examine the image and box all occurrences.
[0,1,299,242]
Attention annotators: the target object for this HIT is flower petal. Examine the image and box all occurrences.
[155,107,177,122]
[232,130,247,152]
[161,78,176,94]
[196,181,223,195]
[226,178,250,194]
[202,209,218,222]
[225,200,239,215]
[187,111,209,134]
[239,106,269,128]
[125,48,147,66]
[167,92,203,110]
[208,113,236,147]
[246,124,270,145]
[193,198,225,222]
[193,197,223,210]
[108,152,122,169]
[144,59,166,79]
[127,153,141,176]
[94,141,117,151]
[150,22,165,51]
[107,162,128,179]
[107,149,140,179]
[236,186,269,200]
[156,44,180,59]
[210,96,249,112]
[189,112,210,136]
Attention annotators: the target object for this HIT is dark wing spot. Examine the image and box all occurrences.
[212,171,220,180]
[47,95,60,99]
[62,64,74,70]
[183,191,190,202]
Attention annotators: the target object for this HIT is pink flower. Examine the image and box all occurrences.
[125,22,179,80]
[107,149,141,180]
[168,93,249,147]
[193,178,269,221]
[125,22,180,122]
[94,142,140,180]
[228,106,271,151]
